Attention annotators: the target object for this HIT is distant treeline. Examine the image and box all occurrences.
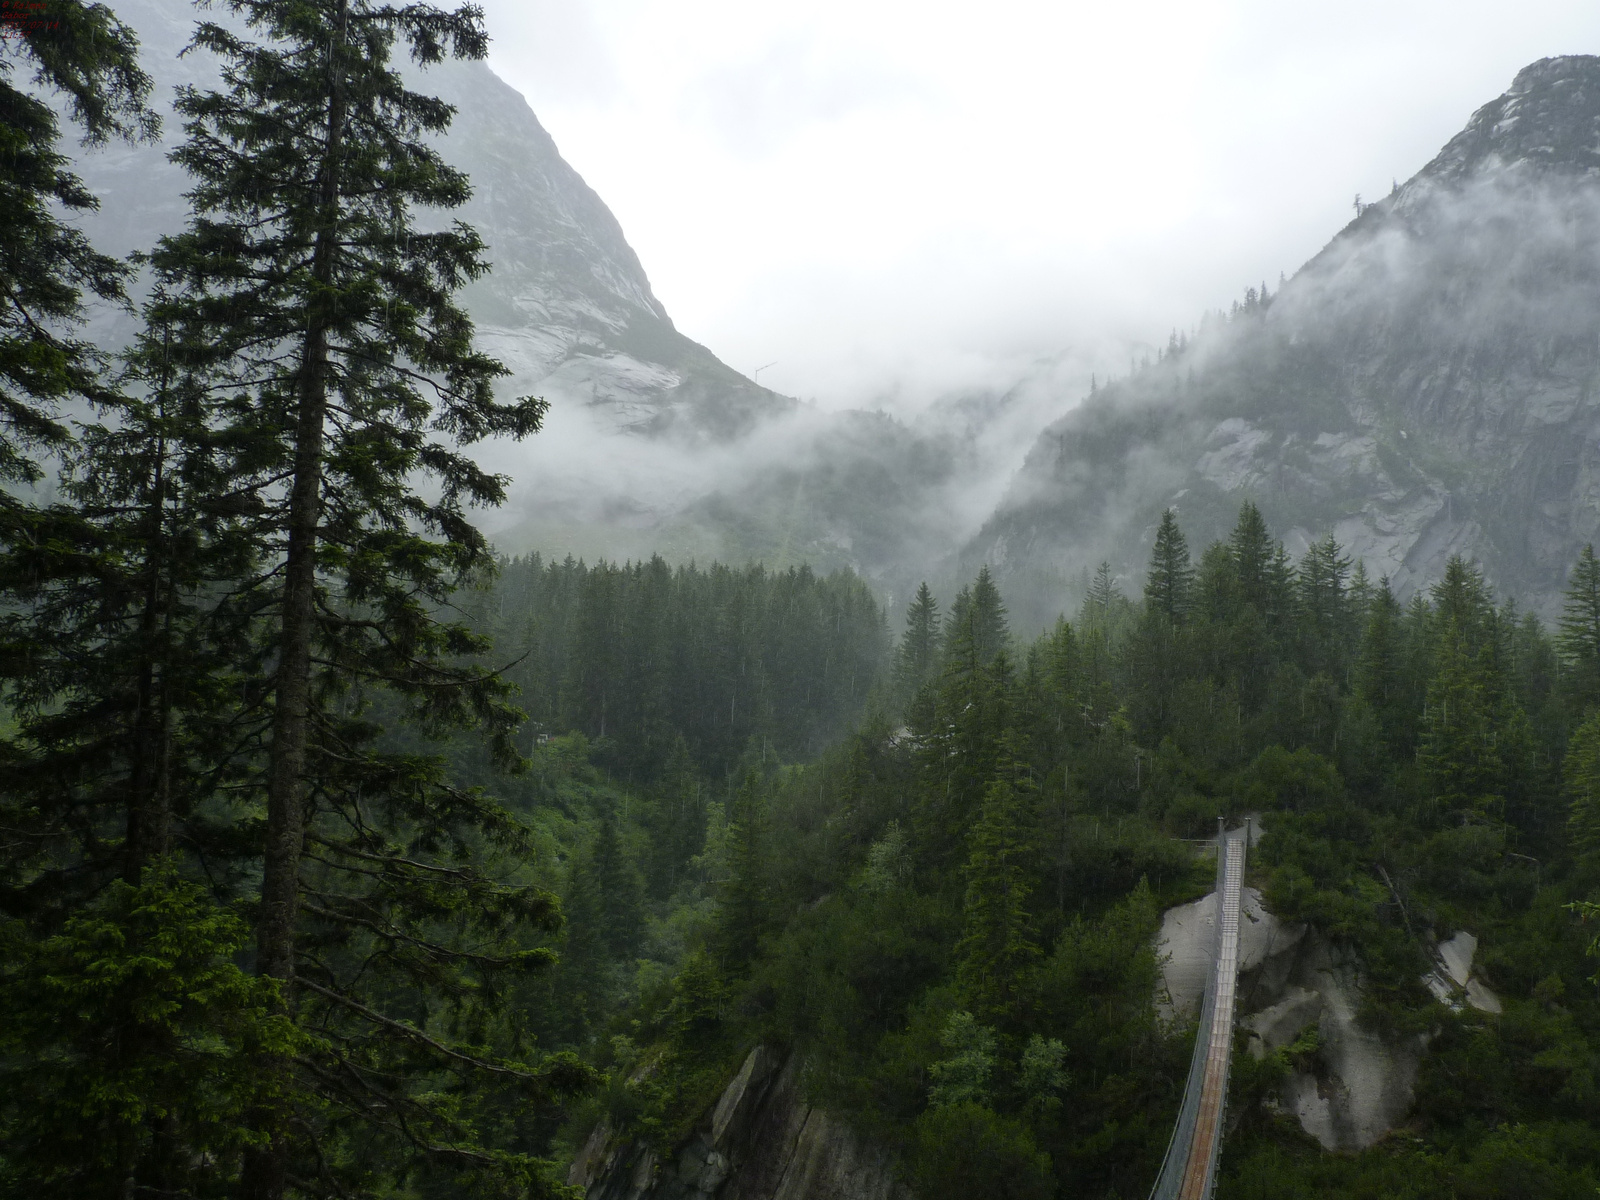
[468,554,886,780]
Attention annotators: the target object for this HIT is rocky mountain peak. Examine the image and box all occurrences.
[1413,54,1600,186]
[966,53,1600,630]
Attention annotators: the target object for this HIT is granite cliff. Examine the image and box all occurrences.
[571,1048,906,1200]
[968,56,1600,628]
[68,0,785,439]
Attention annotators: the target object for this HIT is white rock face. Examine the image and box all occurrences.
[1156,886,1305,1020]
[1244,987,1322,1058]
[1286,937,1420,1151]
[1424,930,1503,1014]
[1157,885,1421,1151]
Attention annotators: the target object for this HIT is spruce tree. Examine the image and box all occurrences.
[140,2,573,1194]
[1348,559,1374,631]
[0,316,267,903]
[1355,578,1411,752]
[1419,620,1503,821]
[1082,561,1118,629]
[916,574,1017,872]
[1229,501,1274,611]
[1143,509,1194,624]
[590,812,645,961]
[646,734,705,897]
[1560,544,1600,710]
[1566,709,1600,852]
[1428,557,1500,679]
[0,0,156,486]
[1297,534,1351,677]
[970,565,1009,665]
[714,772,769,970]
[955,777,1040,1024]
[894,581,941,701]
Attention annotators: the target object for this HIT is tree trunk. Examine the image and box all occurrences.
[245,4,350,1195]
[124,373,174,882]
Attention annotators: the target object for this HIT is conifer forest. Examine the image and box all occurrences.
[12,3,1600,1199]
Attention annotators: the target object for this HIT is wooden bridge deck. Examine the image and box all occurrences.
[1149,822,1248,1200]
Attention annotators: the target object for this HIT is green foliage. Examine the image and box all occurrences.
[1559,544,1600,710]
[1144,508,1196,624]
[1419,620,1506,820]
[955,778,1041,1023]
[1018,1035,1069,1118]
[0,863,292,1200]
[928,1011,998,1108]
[894,582,942,702]
[713,773,771,970]
[1566,709,1600,853]
[0,0,156,487]
[909,1101,1054,1200]
[502,515,1600,1200]
[479,553,886,780]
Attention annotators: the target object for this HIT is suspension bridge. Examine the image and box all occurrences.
[1149,819,1250,1200]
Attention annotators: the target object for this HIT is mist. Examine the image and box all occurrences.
[51,0,1600,638]
[477,0,1600,410]
[967,116,1600,630]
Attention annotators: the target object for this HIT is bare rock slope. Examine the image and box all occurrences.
[70,0,785,438]
[968,56,1600,625]
[571,1048,906,1200]
[1158,879,1500,1151]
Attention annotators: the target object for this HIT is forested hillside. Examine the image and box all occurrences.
[8,1,1600,1199]
[561,507,1600,1200]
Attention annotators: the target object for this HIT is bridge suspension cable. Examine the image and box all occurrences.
[1149,818,1250,1200]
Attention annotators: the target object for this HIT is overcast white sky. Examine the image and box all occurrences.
[476,0,1600,410]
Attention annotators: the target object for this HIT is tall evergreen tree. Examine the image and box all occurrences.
[0,320,267,912]
[1354,577,1412,754]
[138,2,577,1194]
[0,0,156,486]
[1347,559,1374,631]
[1229,502,1274,611]
[1566,709,1600,852]
[955,777,1040,1024]
[1419,621,1503,821]
[1081,561,1119,629]
[1559,544,1600,711]
[646,734,706,897]
[590,812,645,962]
[714,772,769,971]
[895,582,942,701]
[1297,534,1351,677]
[1143,509,1194,624]
[970,566,1009,665]
[1430,556,1496,661]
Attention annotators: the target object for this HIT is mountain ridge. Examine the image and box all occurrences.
[964,54,1600,629]
[70,0,786,439]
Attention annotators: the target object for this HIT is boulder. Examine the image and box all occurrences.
[1158,885,1420,1151]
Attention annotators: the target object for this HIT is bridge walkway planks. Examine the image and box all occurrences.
[1148,820,1250,1200]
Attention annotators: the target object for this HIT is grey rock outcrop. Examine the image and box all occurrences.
[1157,886,1419,1151]
[52,0,994,590]
[1156,885,1306,1021]
[967,55,1600,627]
[1424,930,1502,1014]
[64,0,785,439]
[571,1048,908,1200]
